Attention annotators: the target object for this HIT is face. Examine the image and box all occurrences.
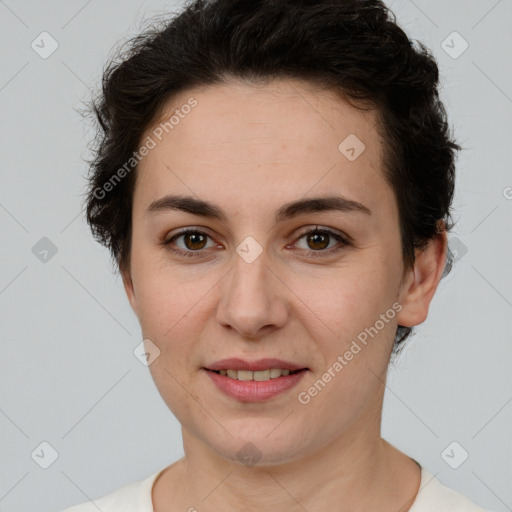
[123,78,442,466]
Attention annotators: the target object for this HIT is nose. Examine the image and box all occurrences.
[216,247,289,339]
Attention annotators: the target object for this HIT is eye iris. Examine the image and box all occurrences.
[307,232,329,250]
[185,232,207,250]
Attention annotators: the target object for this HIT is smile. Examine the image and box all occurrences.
[210,368,303,381]
[204,368,308,402]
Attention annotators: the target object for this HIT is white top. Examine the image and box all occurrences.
[58,465,493,512]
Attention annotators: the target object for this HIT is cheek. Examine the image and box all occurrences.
[295,269,397,419]
[131,257,213,361]
[130,252,183,339]
[290,261,396,341]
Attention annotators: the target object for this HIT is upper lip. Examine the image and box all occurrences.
[204,358,308,372]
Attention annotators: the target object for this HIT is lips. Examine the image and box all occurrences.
[204,357,308,372]
[204,365,308,402]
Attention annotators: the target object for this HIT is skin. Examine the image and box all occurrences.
[121,78,447,512]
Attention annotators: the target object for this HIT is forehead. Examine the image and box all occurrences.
[134,78,393,222]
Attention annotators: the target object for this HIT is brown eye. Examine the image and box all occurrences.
[182,231,208,250]
[306,231,330,250]
[293,227,349,257]
[162,228,217,258]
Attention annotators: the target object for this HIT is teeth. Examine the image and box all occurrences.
[218,368,294,381]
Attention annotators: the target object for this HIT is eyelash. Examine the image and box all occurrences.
[160,226,350,259]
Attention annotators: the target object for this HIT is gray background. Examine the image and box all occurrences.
[0,0,511,511]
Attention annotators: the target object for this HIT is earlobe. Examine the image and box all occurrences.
[396,229,448,328]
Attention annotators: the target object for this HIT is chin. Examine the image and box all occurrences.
[207,429,309,468]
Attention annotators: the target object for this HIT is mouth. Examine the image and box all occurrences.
[204,368,307,381]
[204,357,308,376]
[203,367,309,402]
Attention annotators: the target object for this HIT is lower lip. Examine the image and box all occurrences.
[203,369,308,402]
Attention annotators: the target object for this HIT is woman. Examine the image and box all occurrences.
[61,0,492,510]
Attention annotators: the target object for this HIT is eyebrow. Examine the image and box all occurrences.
[145,194,371,222]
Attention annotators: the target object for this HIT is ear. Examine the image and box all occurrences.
[396,226,448,328]
[121,268,138,316]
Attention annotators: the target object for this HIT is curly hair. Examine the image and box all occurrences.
[83,0,461,358]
